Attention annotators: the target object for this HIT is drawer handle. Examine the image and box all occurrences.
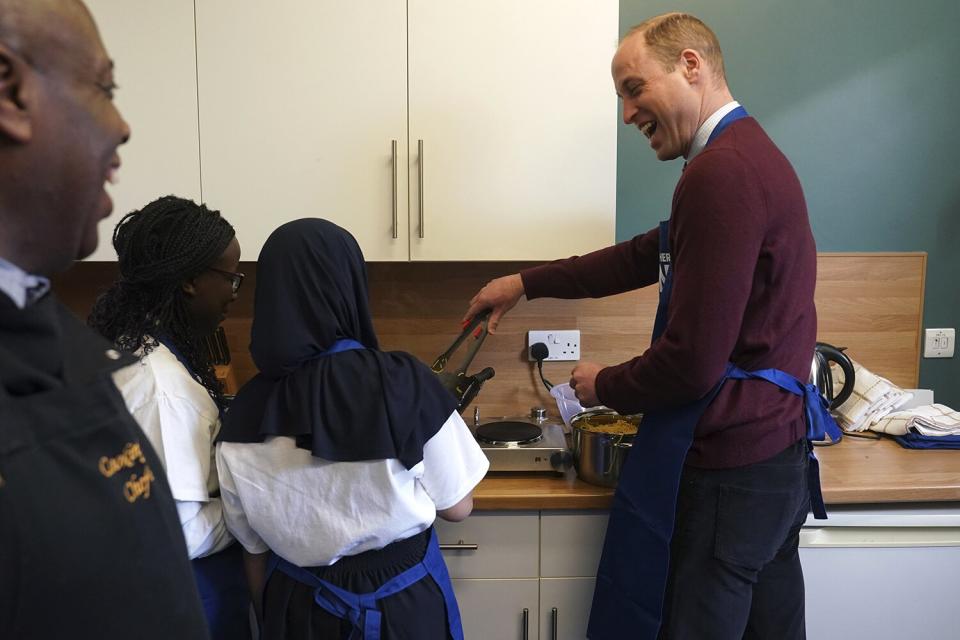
[551,607,558,640]
[522,607,529,640]
[438,542,479,551]
[391,139,398,239]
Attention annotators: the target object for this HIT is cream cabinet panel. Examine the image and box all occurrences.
[407,0,617,260]
[539,577,595,640]
[85,0,201,260]
[435,511,540,579]
[195,0,409,261]
[540,510,608,578]
[452,578,540,640]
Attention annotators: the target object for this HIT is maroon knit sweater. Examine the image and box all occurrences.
[521,118,817,468]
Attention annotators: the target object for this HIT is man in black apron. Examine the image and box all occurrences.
[464,12,835,640]
[0,1,209,637]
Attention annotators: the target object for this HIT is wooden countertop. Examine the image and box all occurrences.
[473,435,960,510]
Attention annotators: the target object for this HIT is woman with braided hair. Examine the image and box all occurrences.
[89,195,251,640]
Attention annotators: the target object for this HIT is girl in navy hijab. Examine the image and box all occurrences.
[217,219,489,639]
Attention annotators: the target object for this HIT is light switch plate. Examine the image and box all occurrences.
[528,330,581,361]
[924,328,955,358]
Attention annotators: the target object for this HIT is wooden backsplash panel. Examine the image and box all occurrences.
[54,253,925,414]
[813,253,925,388]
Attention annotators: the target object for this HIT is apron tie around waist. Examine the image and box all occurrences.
[266,529,463,640]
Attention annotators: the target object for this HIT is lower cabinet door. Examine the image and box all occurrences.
[451,578,539,640]
[539,577,595,640]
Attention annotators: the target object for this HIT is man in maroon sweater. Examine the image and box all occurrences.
[465,12,814,640]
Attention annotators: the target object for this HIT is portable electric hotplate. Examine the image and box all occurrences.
[470,407,570,473]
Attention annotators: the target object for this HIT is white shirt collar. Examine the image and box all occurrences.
[685,100,741,162]
[0,256,51,309]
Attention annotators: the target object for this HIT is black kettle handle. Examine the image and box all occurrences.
[815,342,855,409]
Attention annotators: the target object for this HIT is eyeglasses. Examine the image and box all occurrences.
[207,267,245,293]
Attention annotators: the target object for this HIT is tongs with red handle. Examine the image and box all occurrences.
[431,309,495,412]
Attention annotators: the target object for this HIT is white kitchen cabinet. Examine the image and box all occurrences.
[195,0,410,261]
[437,511,607,639]
[195,0,616,261]
[406,0,617,260]
[84,0,202,260]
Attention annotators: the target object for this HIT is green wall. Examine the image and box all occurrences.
[616,0,959,405]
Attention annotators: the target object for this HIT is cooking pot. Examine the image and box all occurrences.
[570,409,641,487]
[811,342,855,409]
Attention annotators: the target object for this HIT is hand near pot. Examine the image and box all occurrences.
[462,274,524,334]
[570,362,604,407]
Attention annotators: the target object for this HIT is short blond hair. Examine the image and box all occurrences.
[625,12,726,84]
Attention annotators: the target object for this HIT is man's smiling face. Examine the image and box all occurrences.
[612,33,702,161]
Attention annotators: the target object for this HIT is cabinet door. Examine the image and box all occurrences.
[85,0,201,260]
[452,578,539,640]
[539,577,595,640]
[540,511,608,578]
[408,0,617,260]
[195,0,409,260]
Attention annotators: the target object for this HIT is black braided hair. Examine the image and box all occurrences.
[89,195,236,407]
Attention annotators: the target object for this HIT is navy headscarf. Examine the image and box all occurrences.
[219,219,456,469]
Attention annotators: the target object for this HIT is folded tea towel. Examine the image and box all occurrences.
[871,404,960,437]
[832,361,913,432]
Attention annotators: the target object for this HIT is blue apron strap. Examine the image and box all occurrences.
[706,105,749,145]
[421,529,465,640]
[325,338,365,354]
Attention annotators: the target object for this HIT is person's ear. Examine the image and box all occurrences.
[0,43,33,143]
[679,49,702,84]
[182,279,198,298]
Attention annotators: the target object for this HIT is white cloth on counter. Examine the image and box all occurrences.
[870,404,960,436]
[832,360,913,432]
[112,340,234,559]
[215,410,489,568]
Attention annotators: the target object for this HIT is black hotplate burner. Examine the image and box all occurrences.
[475,421,543,445]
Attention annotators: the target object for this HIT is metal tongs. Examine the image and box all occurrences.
[431,309,496,413]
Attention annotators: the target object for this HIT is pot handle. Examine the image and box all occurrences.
[604,438,632,476]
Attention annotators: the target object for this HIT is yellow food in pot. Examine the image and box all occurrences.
[577,419,638,435]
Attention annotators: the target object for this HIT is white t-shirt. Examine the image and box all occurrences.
[112,341,234,559]
[216,411,489,567]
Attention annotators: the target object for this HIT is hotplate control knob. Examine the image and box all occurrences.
[530,407,547,421]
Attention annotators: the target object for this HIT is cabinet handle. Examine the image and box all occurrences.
[438,543,479,551]
[391,139,398,239]
[522,608,529,640]
[417,139,425,239]
[551,607,558,640]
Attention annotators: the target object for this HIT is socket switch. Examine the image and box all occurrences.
[924,328,955,358]
[528,330,581,361]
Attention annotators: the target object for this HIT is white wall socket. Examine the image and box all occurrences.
[924,328,955,358]
[528,330,581,361]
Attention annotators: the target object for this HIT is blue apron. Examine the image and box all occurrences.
[267,528,463,640]
[263,338,464,640]
[586,107,841,640]
[157,336,252,640]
